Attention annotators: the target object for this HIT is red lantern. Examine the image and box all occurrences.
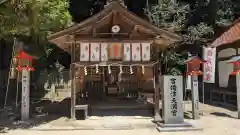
[227,56,240,75]
[15,50,35,71]
[231,62,240,75]
[184,56,205,76]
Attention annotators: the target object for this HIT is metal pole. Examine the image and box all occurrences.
[191,75,200,119]
[236,73,240,119]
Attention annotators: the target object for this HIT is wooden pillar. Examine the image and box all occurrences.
[215,48,219,88]
[236,46,240,119]
[236,73,240,119]
[153,75,161,122]
[70,35,76,119]
[21,69,30,121]
[191,75,200,119]
[102,67,106,99]
[71,64,76,119]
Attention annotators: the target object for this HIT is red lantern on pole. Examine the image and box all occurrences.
[184,56,205,76]
[227,56,240,119]
[15,50,35,71]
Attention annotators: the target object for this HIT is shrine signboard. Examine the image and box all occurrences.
[203,47,216,83]
[162,76,184,124]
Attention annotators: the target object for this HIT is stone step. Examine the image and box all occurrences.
[157,126,202,132]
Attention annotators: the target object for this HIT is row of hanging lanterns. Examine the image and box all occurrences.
[83,65,146,75]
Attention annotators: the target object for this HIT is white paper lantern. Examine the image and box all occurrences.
[142,65,145,74]
[108,65,111,74]
[96,64,99,73]
[129,66,133,74]
[84,66,87,75]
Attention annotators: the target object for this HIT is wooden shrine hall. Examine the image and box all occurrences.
[48,0,181,120]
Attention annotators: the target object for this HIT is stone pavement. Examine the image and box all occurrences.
[2,103,240,135]
[30,116,156,130]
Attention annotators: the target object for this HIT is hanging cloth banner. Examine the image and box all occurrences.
[141,43,151,61]
[108,43,122,60]
[203,47,216,83]
[131,43,141,61]
[80,43,90,61]
[123,43,131,61]
[90,43,100,61]
[100,43,108,61]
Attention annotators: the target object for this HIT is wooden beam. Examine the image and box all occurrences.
[118,12,135,26]
[112,11,118,25]
[93,26,97,37]
[129,25,139,39]
[74,32,156,37]
[70,64,76,119]
[72,36,155,42]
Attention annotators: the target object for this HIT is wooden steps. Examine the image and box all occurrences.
[90,99,153,110]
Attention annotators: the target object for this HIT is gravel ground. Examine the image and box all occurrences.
[2,103,240,135]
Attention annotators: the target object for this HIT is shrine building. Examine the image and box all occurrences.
[48,0,181,120]
[208,18,240,106]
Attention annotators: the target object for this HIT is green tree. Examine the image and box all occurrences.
[0,0,72,41]
[148,0,214,75]
[0,0,72,83]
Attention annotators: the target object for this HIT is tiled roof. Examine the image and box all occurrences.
[210,19,240,47]
[226,55,240,63]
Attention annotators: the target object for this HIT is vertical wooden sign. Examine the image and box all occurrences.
[21,69,30,121]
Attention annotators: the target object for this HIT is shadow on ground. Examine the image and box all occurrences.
[0,98,72,132]
[205,101,236,111]
[210,112,237,119]
[0,98,155,132]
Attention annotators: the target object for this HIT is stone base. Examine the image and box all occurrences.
[156,122,202,132]
[153,115,162,122]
